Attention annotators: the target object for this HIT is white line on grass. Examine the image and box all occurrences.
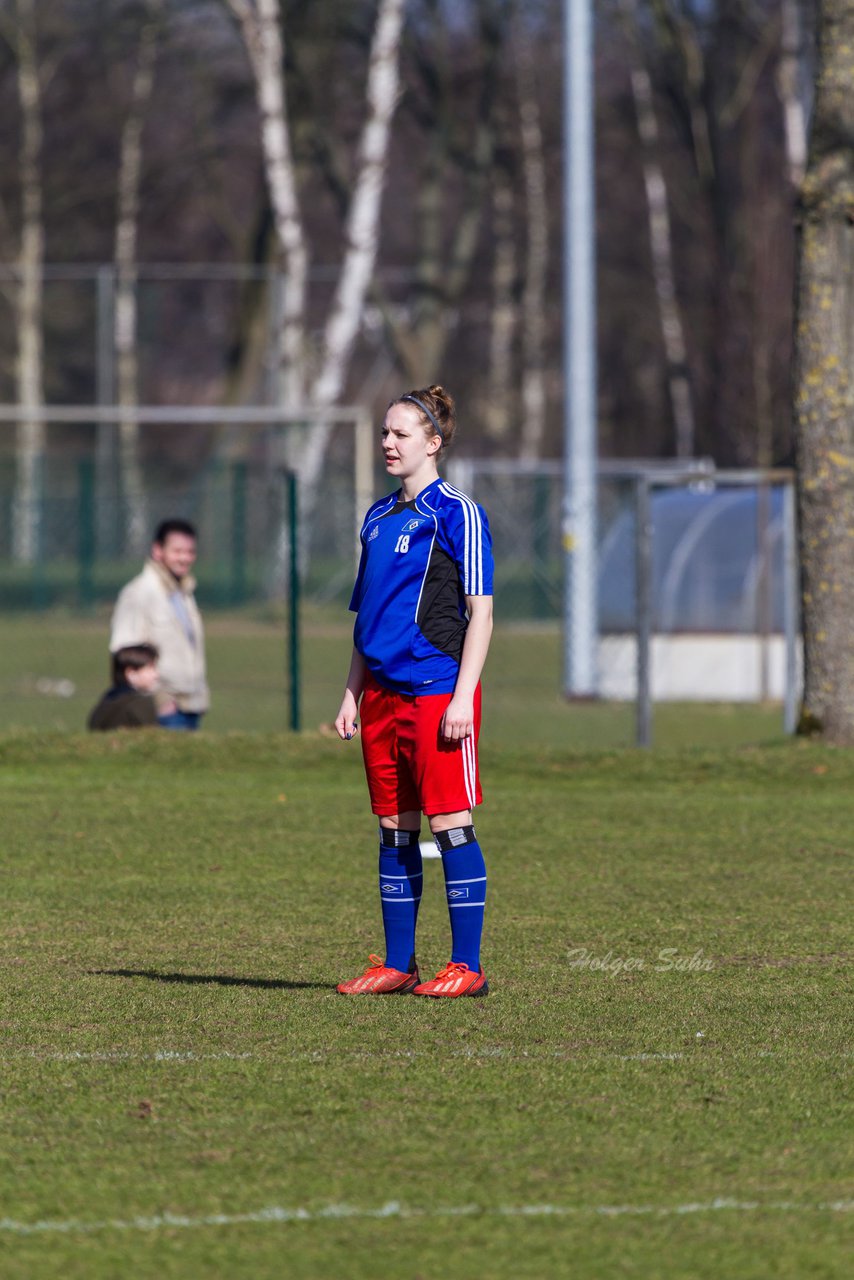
[1,1198,851,1237]
[16,1051,254,1063]
[11,1048,690,1067]
[14,1048,827,1065]
[16,1047,851,1067]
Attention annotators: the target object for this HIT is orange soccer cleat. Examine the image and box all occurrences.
[336,954,420,995]
[412,961,489,998]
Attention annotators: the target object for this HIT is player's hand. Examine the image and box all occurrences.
[335,692,360,741]
[440,695,474,742]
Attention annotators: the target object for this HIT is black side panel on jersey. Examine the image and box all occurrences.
[417,542,468,661]
[385,498,416,520]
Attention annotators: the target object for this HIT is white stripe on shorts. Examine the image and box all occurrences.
[462,735,476,808]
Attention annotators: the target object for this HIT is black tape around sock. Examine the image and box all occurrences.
[379,827,421,848]
[434,825,477,854]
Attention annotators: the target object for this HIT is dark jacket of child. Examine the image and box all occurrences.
[87,684,159,731]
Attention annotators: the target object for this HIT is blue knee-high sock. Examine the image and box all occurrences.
[435,826,487,971]
[379,828,422,973]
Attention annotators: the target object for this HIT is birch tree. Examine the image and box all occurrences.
[794,0,854,743]
[299,0,405,497]
[226,0,404,514]
[777,0,810,189]
[115,0,165,554]
[9,0,44,564]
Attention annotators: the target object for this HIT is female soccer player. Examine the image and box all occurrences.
[335,385,494,998]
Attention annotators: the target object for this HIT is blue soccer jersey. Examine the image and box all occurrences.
[350,477,494,696]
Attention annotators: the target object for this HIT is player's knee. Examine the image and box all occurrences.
[428,812,472,836]
[380,811,421,830]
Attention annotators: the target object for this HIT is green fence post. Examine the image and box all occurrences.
[534,472,551,618]
[287,470,301,732]
[32,455,48,610]
[78,457,96,610]
[231,461,247,605]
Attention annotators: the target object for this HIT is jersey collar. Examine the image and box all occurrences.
[410,476,443,511]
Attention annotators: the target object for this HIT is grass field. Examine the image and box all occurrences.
[0,610,789,749]
[1,730,851,1278]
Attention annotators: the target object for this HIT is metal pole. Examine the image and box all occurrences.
[287,470,301,732]
[782,478,799,734]
[534,471,551,619]
[756,479,772,700]
[563,0,598,697]
[231,461,247,605]
[95,266,116,408]
[266,269,284,406]
[32,453,47,610]
[355,411,374,570]
[78,457,96,610]
[95,265,117,556]
[635,476,653,747]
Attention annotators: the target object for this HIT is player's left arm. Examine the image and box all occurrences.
[335,646,367,741]
[440,594,493,742]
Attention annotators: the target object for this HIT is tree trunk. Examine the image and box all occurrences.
[12,0,45,566]
[794,0,854,744]
[485,162,516,441]
[623,0,695,458]
[374,1,502,385]
[397,111,445,382]
[115,0,163,555]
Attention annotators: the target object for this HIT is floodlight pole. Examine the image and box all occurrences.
[563,0,598,698]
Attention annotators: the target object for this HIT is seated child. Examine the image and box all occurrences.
[88,643,160,731]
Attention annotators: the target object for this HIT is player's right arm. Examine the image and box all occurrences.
[335,647,367,741]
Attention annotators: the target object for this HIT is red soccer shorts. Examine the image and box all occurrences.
[359,672,483,817]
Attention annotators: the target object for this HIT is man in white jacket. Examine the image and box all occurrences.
[110,519,209,730]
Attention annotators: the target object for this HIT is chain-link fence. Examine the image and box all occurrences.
[0,431,800,745]
[0,443,798,639]
[448,458,799,743]
[0,408,371,612]
[445,459,562,623]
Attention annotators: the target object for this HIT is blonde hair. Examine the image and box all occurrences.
[391,385,457,450]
